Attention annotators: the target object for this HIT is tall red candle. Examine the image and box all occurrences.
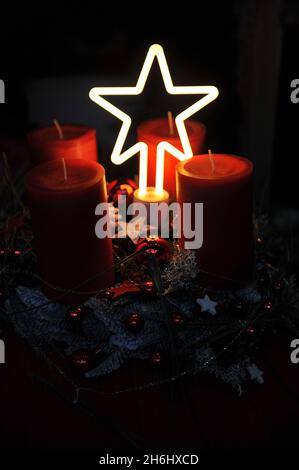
[27,124,98,166]
[137,118,205,198]
[176,154,253,288]
[25,158,114,304]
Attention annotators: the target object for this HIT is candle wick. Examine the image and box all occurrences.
[53,119,64,140]
[208,149,215,174]
[167,111,174,136]
[62,158,68,182]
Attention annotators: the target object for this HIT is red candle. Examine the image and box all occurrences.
[137,118,205,198]
[25,158,114,304]
[27,124,98,166]
[176,154,253,288]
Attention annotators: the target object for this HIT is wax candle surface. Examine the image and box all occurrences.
[176,154,253,288]
[25,158,114,304]
[27,124,98,166]
[137,118,205,198]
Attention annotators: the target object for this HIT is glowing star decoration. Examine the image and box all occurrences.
[89,44,219,197]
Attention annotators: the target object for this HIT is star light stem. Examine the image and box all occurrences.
[89,44,219,197]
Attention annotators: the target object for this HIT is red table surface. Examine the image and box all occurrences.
[0,327,299,449]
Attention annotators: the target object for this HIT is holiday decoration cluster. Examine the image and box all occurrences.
[1,173,299,395]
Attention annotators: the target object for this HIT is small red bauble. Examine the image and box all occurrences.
[124,312,144,332]
[171,312,185,327]
[13,249,22,257]
[150,351,162,365]
[139,280,156,296]
[71,349,93,373]
[246,326,255,334]
[135,236,170,265]
[102,288,116,300]
[66,305,90,325]
[263,300,273,311]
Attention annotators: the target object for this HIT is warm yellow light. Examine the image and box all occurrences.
[134,186,169,203]
[89,44,219,196]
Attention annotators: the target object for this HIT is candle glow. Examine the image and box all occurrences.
[89,44,219,197]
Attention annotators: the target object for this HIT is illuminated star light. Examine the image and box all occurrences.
[89,44,219,196]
